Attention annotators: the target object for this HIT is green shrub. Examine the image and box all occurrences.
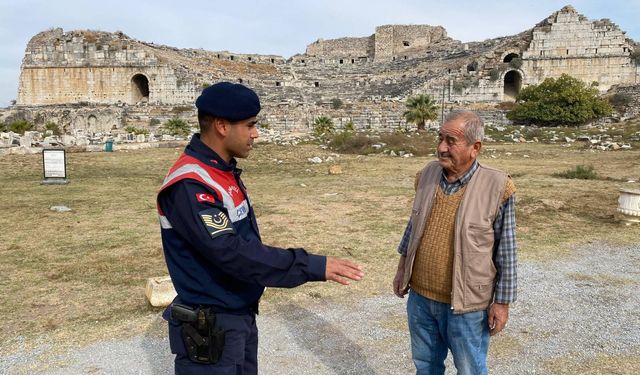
[489,68,501,81]
[124,126,149,135]
[609,93,632,109]
[507,74,613,126]
[452,81,464,94]
[331,98,343,110]
[259,122,271,130]
[343,120,355,132]
[313,116,334,137]
[44,121,61,135]
[8,120,33,135]
[630,50,640,66]
[327,131,436,156]
[553,165,598,180]
[163,117,191,137]
[509,57,523,69]
[149,118,162,126]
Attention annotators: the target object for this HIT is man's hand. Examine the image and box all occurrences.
[488,303,509,336]
[393,255,408,298]
[325,257,364,285]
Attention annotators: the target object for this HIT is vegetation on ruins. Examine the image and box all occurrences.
[509,57,523,69]
[608,93,632,110]
[162,117,191,137]
[452,81,465,94]
[630,50,640,65]
[489,68,501,81]
[331,98,344,110]
[7,119,34,135]
[124,126,149,135]
[507,74,613,126]
[343,120,355,132]
[45,121,61,135]
[313,116,335,137]
[402,94,438,130]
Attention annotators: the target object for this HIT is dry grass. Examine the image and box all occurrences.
[1,140,639,354]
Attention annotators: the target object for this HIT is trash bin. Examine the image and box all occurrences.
[104,140,113,152]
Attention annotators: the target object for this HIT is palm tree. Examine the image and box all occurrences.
[403,94,439,130]
[313,116,335,137]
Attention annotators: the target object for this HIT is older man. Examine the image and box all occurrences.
[393,110,517,375]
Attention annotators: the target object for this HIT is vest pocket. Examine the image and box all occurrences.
[463,250,496,306]
[464,280,495,307]
[467,223,494,252]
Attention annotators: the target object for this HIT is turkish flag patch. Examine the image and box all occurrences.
[196,193,216,204]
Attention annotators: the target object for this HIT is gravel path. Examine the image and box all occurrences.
[3,243,639,374]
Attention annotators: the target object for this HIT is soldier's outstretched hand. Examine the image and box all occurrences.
[325,257,364,285]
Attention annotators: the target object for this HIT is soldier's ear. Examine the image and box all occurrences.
[213,118,229,136]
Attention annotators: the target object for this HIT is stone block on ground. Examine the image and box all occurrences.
[328,164,343,175]
[145,276,177,307]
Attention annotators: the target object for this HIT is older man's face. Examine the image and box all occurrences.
[436,118,480,177]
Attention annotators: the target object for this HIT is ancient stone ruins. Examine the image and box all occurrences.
[1,5,638,149]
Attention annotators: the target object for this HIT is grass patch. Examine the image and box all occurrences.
[327,130,436,156]
[553,165,598,180]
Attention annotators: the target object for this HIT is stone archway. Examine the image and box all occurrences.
[503,53,519,63]
[87,115,98,132]
[131,74,149,104]
[503,71,522,101]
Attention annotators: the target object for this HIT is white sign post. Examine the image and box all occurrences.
[42,149,69,184]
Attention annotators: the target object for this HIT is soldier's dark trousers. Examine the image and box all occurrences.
[167,311,258,375]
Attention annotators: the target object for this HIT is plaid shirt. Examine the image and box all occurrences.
[397,160,517,304]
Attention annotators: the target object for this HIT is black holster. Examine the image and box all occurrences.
[171,304,225,364]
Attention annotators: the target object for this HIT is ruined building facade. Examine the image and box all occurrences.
[10,6,639,133]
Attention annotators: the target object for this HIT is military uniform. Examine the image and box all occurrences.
[157,83,327,374]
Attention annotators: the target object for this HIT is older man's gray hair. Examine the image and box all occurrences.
[443,111,484,144]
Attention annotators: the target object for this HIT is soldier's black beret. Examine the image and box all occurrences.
[196,82,261,121]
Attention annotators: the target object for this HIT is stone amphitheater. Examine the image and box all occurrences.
[1,5,639,136]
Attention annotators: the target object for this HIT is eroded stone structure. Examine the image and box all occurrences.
[8,5,639,134]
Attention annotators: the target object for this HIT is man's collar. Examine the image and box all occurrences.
[441,160,479,185]
[186,133,236,171]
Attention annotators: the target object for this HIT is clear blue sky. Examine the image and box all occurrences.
[0,0,638,107]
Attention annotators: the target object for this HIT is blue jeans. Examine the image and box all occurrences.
[407,290,489,375]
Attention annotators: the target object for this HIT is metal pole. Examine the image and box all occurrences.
[441,81,446,124]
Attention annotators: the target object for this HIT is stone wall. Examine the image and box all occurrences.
[305,36,374,60]
[17,65,196,105]
[521,6,636,90]
[374,25,453,61]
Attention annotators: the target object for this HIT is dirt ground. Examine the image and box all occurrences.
[1,141,639,373]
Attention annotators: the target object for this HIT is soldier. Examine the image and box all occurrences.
[158,82,364,374]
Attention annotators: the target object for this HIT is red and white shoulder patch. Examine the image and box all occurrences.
[196,193,216,204]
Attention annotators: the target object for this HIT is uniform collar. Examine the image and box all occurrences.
[185,133,237,172]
